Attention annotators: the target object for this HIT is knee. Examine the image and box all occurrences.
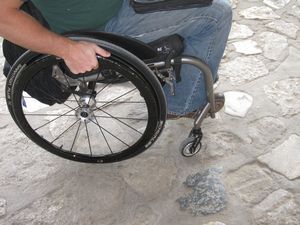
[214,0,233,25]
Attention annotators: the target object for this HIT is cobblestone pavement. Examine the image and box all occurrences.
[0,0,300,224]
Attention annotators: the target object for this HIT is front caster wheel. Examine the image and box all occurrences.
[180,137,202,157]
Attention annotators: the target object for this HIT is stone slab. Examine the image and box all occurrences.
[230,0,238,9]
[226,164,278,204]
[204,130,245,158]
[266,20,299,39]
[123,205,158,225]
[203,222,226,225]
[240,6,280,20]
[177,168,227,216]
[120,156,178,201]
[259,32,288,60]
[263,0,291,9]
[0,198,6,217]
[252,189,300,225]
[264,78,300,116]
[229,22,254,40]
[258,135,300,180]
[233,40,262,55]
[224,91,253,117]
[219,56,269,86]
[248,116,287,148]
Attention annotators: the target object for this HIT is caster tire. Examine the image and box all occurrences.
[180,137,202,157]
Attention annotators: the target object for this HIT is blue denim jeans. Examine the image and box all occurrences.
[105,0,232,115]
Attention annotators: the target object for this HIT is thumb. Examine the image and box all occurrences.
[94,45,111,58]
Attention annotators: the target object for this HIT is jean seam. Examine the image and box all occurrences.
[184,75,202,114]
[184,19,218,114]
[206,5,232,77]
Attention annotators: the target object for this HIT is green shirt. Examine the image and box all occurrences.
[31,0,123,34]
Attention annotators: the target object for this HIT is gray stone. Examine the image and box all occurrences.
[204,131,245,158]
[224,91,253,117]
[0,99,9,114]
[123,205,158,225]
[259,32,288,60]
[229,22,254,40]
[248,116,287,147]
[203,222,226,225]
[264,78,300,116]
[229,0,238,9]
[177,168,227,216]
[233,40,262,55]
[0,198,6,217]
[6,172,126,224]
[289,2,300,18]
[266,20,299,39]
[263,0,291,9]
[240,6,280,20]
[0,123,8,129]
[218,56,269,86]
[227,164,278,204]
[258,135,300,180]
[252,189,300,225]
[120,156,178,201]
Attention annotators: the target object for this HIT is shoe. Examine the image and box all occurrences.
[166,93,225,120]
[213,93,225,113]
[166,111,196,120]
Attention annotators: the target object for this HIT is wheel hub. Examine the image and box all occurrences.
[76,95,96,122]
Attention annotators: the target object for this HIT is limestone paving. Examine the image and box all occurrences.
[0,0,300,224]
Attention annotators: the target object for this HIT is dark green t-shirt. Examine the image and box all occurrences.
[31,0,123,33]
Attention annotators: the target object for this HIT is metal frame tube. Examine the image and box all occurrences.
[148,56,216,124]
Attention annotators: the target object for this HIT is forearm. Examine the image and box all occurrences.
[0,6,73,59]
[0,0,110,74]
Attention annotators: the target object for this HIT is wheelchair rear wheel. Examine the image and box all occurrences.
[6,38,166,163]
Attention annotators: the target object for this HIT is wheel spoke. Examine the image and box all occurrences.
[96,100,145,104]
[88,119,130,147]
[23,96,77,104]
[32,107,78,131]
[97,88,137,110]
[94,115,147,121]
[25,113,75,117]
[61,73,81,107]
[70,121,82,152]
[96,82,111,96]
[27,86,76,111]
[51,119,80,144]
[94,116,113,154]
[95,107,143,135]
[84,121,93,156]
[11,48,160,162]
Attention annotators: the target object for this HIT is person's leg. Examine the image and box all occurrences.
[105,0,232,115]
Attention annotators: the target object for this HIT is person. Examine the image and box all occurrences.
[0,0,232,118]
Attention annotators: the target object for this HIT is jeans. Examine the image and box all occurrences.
[105,0,232,115]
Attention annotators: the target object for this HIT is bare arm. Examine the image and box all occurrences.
[0,0,110,74]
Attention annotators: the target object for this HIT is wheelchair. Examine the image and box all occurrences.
[5,31,221,163]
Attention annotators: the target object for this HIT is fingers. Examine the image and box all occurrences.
[93,44,111,58]
[63,41,111,75]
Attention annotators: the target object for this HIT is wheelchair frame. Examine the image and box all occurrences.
[5,33,220,161]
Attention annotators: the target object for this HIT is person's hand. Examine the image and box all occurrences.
[63,41,110,74]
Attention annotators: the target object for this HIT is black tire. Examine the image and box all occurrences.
[6,38,166,163]
[180,137,202,157]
